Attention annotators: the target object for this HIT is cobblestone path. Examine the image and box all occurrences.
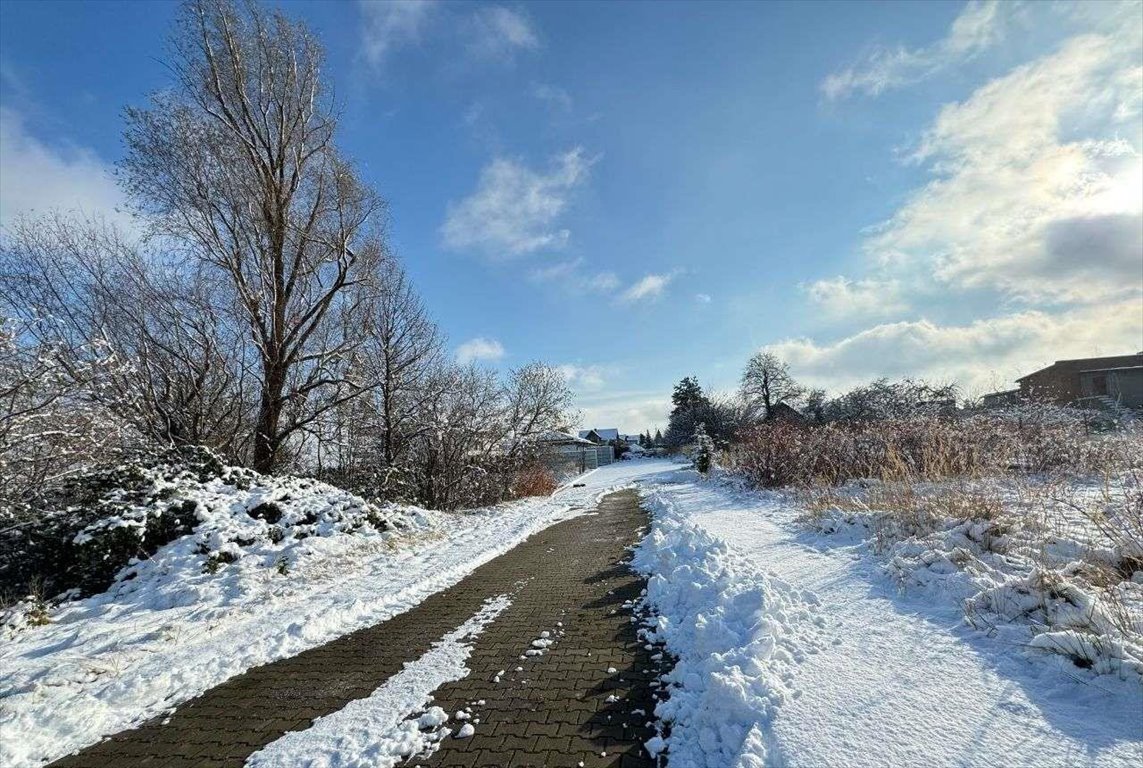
[50,489,663,768]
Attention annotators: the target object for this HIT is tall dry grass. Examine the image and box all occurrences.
[725,407,1134,489]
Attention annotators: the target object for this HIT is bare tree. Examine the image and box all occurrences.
[0,213,252,458]
[121,0,386,472]
[411,364,504,510]
[305,258,443,494]
[366,258,445,470]
[741,352,804,420]
[0,318,137,511]
[821,378,960,421]
[501,362,574,459]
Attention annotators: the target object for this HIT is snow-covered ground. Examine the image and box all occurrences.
[7,457,1138,768]
[635,469,1143,767]
[0,459,678,768]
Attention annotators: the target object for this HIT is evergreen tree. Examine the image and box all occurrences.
[654,429,663,446]
[671,376,709,416]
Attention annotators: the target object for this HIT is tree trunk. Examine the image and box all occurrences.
[253,363,285,473]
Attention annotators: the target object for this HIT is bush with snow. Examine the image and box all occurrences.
[0,445,414,622]
[727,406,1136,489]
[800,474,1143,680]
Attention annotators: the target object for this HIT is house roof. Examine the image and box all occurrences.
[766,402,805,421]
[982,388,1020,397]
[578,428,620,441]
[537,430,594,445]
[1016,354,1143,381]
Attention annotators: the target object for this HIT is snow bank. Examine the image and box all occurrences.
[631,484,823,767]
[246,594,511,768]
[640,474,1143,766]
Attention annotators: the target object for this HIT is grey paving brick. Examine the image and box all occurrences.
[49,491,664,768]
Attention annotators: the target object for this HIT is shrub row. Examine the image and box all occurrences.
[725,408,1140,488]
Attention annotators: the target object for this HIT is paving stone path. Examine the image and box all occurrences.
[51,489,664,768]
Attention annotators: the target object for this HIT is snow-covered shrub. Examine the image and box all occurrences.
[0,445,407,609]
[799,474,1143,680]
[0,446,220,602]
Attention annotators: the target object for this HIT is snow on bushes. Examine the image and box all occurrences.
[801,476,1143,680]
[0,446,417,624]
[631,484,824,766]
[728,407,1143,681]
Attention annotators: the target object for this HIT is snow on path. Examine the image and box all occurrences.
[245,594,512,768]
[636,472,1143,767]
[0,459,678,768]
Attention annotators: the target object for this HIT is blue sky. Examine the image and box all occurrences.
[1,0,1141,432]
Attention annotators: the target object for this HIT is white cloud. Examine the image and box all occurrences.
[695,293,712,304]
[532,83,572,111]
[575,391,672,433]
[462,102,484,126]
[621,272,676,302]
[0,107,128,229]
[823,0,1006,99]
[465,6,539,61]
[455,336,505,364]
[529,259,621,297]
[588,272,620,292]
[358,0,436,69]
[359,2,538,71]
[804,277,907,318]
[442,148,592,257]
[557,364,606,391]
[792,7,1143,401]
[530,258,582,282]
[768,299,1143,396]
[866,31,1143,304]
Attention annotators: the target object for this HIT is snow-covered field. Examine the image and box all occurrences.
[0,459,678,768]
[635,469,1143,767]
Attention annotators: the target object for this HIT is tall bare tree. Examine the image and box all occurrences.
[367,259,444,470]
[122,0,386,472]
[740,352,804,421]
[306,258,443,494]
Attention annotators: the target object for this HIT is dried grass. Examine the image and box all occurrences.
[727,408,1139,490]
[510,463,558,498]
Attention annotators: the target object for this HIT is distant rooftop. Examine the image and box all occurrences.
[579,428,620,441]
